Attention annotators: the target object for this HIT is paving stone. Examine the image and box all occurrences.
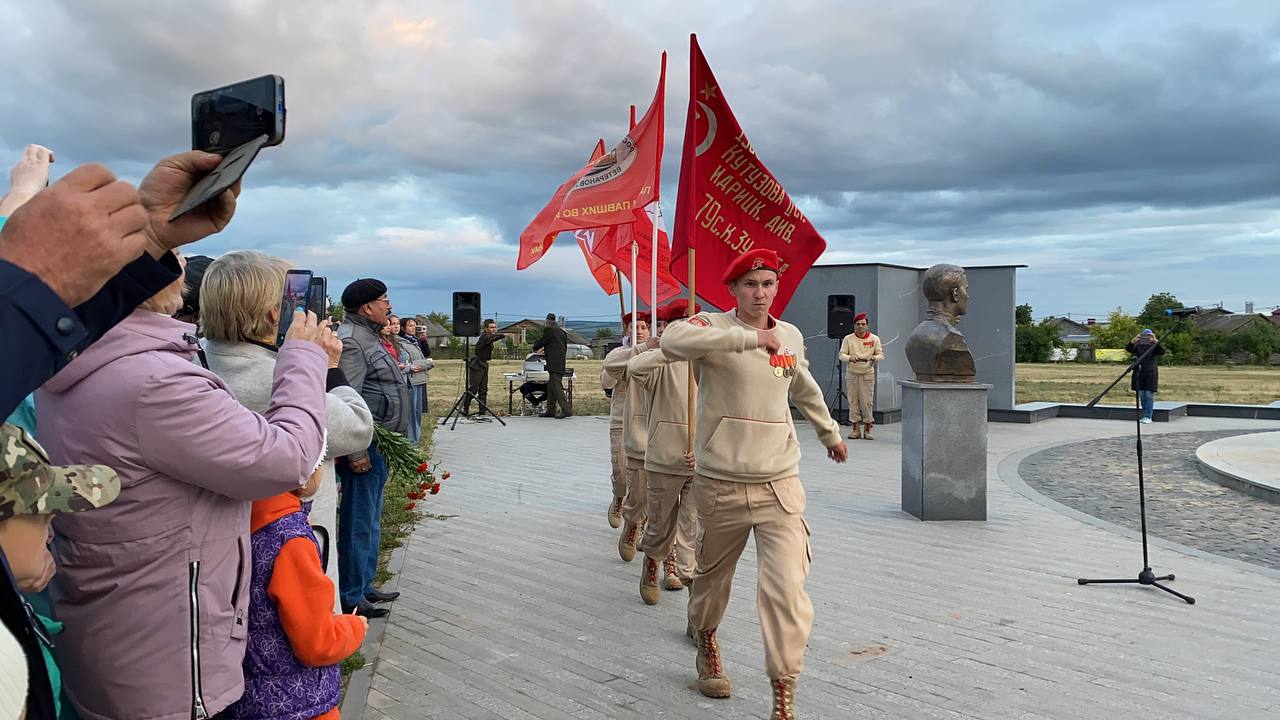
[353,415,1280,719]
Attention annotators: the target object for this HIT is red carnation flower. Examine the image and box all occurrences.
[416,462,429,474]
[419,482,431,491]
[441,471,451,481]
[407,491,422,500]
[429,484,441,495]
[404,502,416,510]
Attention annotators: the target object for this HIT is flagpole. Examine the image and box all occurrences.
[630,241,638,348]
[650,203,659,323]
[616,268,626,332]
[687,246,696,452]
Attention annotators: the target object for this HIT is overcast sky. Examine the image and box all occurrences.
[3,0,1279,324]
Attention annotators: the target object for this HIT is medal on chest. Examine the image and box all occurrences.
[769,348,798,378]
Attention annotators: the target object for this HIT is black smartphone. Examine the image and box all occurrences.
[192,75,286,154]
[308,276,327,319]
[276,269,313,346]
[169,134,267,221]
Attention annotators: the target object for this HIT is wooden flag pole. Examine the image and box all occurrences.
[686,246,696,452]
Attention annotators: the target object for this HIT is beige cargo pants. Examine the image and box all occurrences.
[686,474,813,680]
[640,471,697,577]
[609,426,627,499]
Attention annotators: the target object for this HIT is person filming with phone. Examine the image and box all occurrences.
[1126,329,1165,424]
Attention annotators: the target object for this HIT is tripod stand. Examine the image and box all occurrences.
[830,344,850,425]
[440,336,506,431]
[1076,340,1194,604]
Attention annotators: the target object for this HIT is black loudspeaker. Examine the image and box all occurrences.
[827,294,855,339]
[452,291,481,337]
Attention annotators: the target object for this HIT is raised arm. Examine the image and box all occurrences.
[603,345,637,381]
[626,346,670,389]
[138,340,328,500]
[660,315,758,361]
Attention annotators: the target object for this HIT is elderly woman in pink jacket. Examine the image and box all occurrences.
[36,253,333,720]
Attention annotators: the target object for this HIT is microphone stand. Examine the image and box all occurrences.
[1076,339,1194,604]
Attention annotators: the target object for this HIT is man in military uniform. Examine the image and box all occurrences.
[629,300,701,604]
[600,312,648,528]
[463,319,501,416]
[0,423,122,718]
[662,248,848,720]
[838,312,884,440]
[532,313,571,418]
[603,311,654,560]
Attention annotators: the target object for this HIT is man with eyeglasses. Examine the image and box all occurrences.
[335,278,409,618]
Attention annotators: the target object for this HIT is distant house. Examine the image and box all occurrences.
[496,319,590,347]
[1043,316,1093,345]
[1191,312,1274,334]
[411,316,451,347]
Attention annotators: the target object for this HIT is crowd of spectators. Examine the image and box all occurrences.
[0,144,429,719]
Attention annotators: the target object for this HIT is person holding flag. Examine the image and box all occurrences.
[661,248,847,719]
[599,311,648,528]
[627,299,701,605]
[602,311,657,562]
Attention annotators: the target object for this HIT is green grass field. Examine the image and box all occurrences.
[423,359,1280,414]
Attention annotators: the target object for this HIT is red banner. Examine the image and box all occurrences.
[517,54,667,270]
[670,35,826,313]
[575,229,621,295]
[591,203,682,308]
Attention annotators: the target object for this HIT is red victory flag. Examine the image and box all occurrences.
[671,35,826,313]
[576,228,621,295]
[516,54,667,270]
[592,203,682,307]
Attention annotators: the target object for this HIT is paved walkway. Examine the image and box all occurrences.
[353,415,1280,719]
[1019,429,1280,570]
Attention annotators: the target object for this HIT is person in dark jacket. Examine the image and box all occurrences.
[335,279,407,618]
[464,319,501,416]
[1125,329,1165,423]
[533,313,571,418]
[0,149,239,419]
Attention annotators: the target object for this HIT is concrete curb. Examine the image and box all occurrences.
[1195,432,1280,503]
[339,539,410,719]
[995,437,1280,581]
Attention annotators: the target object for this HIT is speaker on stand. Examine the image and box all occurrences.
[827,294,855,425]
[440,291,505,429]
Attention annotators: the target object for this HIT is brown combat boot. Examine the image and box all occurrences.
[863,422,874,440]
[618,522,640,562]
[847,423,862,440]
[607,496,623,528]
[770,676,797,719]
[695,629,732,698]
[640,556,661,605]
[662,549,684,590]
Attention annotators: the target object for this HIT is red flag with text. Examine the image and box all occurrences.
[670,35,826,313]
[517,54,667,269]
[591,203,682,307]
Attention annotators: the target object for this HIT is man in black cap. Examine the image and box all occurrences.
[532,312,571,418]
[335,278,409,618]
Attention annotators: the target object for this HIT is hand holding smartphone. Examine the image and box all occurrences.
[172,74,286,221]
[277,270,313,346]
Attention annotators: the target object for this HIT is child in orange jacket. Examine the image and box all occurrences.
[227,471,368,719]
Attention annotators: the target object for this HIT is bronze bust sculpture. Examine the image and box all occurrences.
[905,264,976,383]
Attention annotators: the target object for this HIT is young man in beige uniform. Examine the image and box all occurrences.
[600,313,648,528]
[662,248,848,720]
[838,312,884,439]
[628,300,701,604]
[603,311,654,561]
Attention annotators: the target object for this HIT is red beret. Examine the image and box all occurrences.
[722,248,782,284]
[658,299,703,322]
[622,311,651,325]
[854,312,867,322]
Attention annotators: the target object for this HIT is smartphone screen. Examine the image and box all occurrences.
[308,277,327,319]
[192,75,286,154]
[276,270,313,345]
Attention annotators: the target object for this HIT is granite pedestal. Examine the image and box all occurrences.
[900,380,989,520]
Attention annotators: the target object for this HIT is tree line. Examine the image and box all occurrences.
[1016,292,1280,365]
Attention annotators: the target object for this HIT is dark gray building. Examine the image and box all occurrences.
[781,263,1022,422]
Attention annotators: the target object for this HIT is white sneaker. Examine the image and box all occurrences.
[1140,417,1152,424]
